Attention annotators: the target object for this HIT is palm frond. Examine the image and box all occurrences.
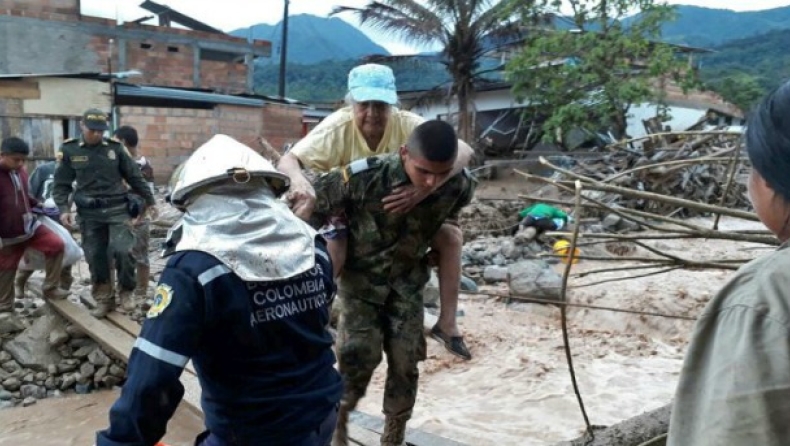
[332,2,446,47]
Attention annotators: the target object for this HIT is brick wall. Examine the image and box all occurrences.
[125,41,196,88]
[0,0,78,19]
[118,105,266,184]
[261,104,303,152]
[201,60,248,93]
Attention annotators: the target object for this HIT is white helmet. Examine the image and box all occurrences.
[169,134,289,209]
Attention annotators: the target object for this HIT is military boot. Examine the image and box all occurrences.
[42,252,69,300]
[380,414,409,446]
[332,397,359,446]
[119,288,137,313]
[14,269,33,300]
[134,264,151,298]
[90,283,116,318]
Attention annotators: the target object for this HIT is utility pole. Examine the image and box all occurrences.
[278,0,289,98]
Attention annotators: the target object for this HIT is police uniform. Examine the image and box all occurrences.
[96,240,342,446]
[97,134,343,446]
[52,109,155,313]
[311,152,476,445]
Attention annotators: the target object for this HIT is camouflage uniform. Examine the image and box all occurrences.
[312,153,475,445]
[52,136,155,311]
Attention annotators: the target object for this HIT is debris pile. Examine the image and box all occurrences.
[561,132,751,217]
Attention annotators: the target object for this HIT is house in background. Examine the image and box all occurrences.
[0,0,309,182]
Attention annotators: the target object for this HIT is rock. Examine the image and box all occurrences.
[72,345,97,359]
[108,365,125,378]
[459,275,478,293]
[46,389,62,399]
[602,213,622,230]
[44,377,56,390]
[500,240,518,259]
[2,377,20,391]
[22,373,34,383]
[75,383,92,394]
[64,324,87,339]
[482,266,509,283]
[0,313,25,335]
[22,396,36,407]
[48,327,70,348]
[57,359,78,374]
[507,260,562,301]
[3,308,64,371]
[1,360,20,373]
[35,372,46,382]
[491,253,507,266]
[0,352,10,363]
[0,400,14,410]
[80,363,96,379]
[0,389,13,400]
[69,338,96,349]
[20,384,45,400]
[102,375,122,388]
[47,364,58,376]
[94,366,108,383]
[88,349,111,367]
[59,374,76,390]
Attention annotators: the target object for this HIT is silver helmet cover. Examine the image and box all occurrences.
[169,134,289,208]
[175,188,317,281]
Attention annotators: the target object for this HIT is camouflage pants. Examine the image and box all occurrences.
[335,291,426,419]
[79,206,136,291]
[129,221,150,266]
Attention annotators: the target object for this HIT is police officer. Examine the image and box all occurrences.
[52,109,155,318]
[96,135,342,446]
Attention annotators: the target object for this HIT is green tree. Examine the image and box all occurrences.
[506,0,696,141]
[332,0,528,142]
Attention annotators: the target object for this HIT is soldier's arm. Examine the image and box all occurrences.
[310,168,350,223]
[117,145,155,206]
[446,170,476,225]
[52,149,76,214]
[96,258,204,446]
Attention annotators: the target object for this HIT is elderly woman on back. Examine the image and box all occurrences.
[278,63,475,360]
[667,80,790,445]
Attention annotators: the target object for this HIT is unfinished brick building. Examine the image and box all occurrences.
[0,0,306,182]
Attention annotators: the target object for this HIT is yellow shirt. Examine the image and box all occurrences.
[289,106,424,172]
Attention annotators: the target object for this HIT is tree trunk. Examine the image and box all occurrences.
[554,403,671,446]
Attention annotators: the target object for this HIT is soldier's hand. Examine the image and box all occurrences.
[286,174,316,221]
[382,185,431,214]
[60,212,76,229]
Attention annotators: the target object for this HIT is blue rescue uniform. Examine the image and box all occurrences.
[96,238,343,446]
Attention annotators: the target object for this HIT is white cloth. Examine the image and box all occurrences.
[175,190,317,281]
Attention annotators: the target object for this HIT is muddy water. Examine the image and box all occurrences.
[0,390,204,446]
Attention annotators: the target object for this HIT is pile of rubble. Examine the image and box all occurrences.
[560,133,750,217]
[0,305,126,409]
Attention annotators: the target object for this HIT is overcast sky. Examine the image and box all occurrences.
[81,0,790,55]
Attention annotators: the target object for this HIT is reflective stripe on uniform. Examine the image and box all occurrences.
[198,264,232,286]
[133,337,189,368]
[315,247,330,265]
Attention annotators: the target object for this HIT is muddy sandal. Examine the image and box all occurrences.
[430,325,472,360]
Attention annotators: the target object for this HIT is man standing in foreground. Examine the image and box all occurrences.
[309,120,475,446]
[52,109,155,318]
[0,138,68,322]
[96,135,342,446]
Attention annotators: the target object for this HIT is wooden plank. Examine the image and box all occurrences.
[350,411,469,446]
[48,299,204,417]
[0,80,41,99]
[106,311,199,377]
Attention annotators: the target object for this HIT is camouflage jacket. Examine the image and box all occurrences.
[312,153,476,304]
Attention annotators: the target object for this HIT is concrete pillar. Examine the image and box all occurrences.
[193,45,201,88]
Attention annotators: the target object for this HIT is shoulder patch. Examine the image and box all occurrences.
[147,284,174,318]
[56,151,64,162]
[343,157,381,183]
[109,137,121,143]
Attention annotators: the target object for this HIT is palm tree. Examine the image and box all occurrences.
[332,0,530,143]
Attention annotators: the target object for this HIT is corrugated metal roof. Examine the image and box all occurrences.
[115,84,265,107]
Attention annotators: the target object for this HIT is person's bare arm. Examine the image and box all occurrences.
[382,139,474,213]
[277,152,316,221]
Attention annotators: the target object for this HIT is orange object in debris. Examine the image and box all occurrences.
[553,239,581,264]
